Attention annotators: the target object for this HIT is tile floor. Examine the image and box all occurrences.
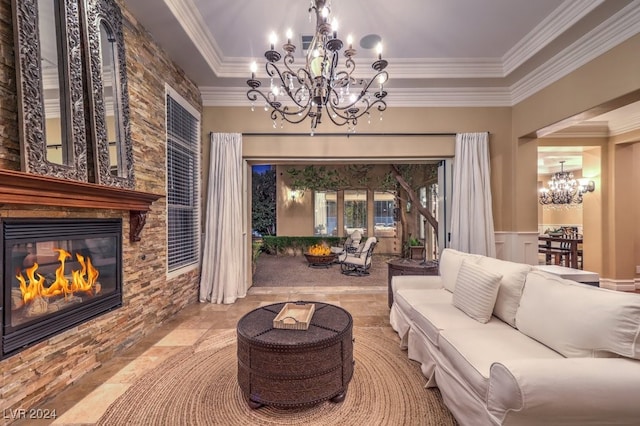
[11,285,389,426]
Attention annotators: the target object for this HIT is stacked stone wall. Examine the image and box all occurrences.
[0,0,202,414]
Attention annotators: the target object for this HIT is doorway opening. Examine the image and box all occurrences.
[537,146,585,265]
[249,160,452,288]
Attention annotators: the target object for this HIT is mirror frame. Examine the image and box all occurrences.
[83,0,134,189]
[12,0,88,181]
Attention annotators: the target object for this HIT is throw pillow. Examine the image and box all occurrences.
[452,259,503,323]
[440,248,480,292]
[477,256,531,327]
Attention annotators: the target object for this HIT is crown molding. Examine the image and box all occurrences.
[164,0,223,72]
[610,122,640,136]
[219,57,505,79]
[607,110,640,135]
[386,59,503,79]
[384,87,512,107]
[502,0,605,75]
[540,121,610,138]
[172,0,639,109]
[200,86,512,108]
[511,1,640,104]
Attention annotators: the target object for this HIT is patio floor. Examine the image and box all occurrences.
[252,253,397,287]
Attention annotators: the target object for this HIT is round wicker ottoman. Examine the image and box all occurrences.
[237,302,354,408]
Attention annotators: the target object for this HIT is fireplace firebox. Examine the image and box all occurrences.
[1,218,122,359]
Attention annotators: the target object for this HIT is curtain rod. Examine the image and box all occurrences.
[240,132,462,137]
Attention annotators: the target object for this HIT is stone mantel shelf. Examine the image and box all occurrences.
[0,169,163,242]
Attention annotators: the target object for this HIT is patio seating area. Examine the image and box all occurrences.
[252,253,394,287]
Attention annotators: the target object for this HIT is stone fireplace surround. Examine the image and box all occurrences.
[0,0,203,415]
[0,169,177,413]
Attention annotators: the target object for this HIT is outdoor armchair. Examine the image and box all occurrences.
[340,236,377,276]
[331,230,362,255]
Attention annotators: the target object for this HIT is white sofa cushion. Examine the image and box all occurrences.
[395,288,452,320]
[391,275,443,303]
[438,328,563,401]
[392,288,453,349]
[516,271,640,359]
[410,302,510,347]
[391,275,443,293]
[477,256,531,327]
[439,248,480,292]
[452,260,502,323]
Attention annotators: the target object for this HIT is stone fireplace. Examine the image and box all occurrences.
[2,218,123,359]
[0,0,200,410]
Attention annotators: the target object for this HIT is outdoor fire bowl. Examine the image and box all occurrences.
[304,253,337,266]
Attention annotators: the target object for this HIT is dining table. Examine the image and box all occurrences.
[538,235,583,269]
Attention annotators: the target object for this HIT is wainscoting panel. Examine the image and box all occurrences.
[599,279,638,292]
[494,231,539,264]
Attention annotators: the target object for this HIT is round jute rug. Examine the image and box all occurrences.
[97,327,457,426]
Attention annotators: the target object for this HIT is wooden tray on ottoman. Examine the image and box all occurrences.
[273,302,315,330]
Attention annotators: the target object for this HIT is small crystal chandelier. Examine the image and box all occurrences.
[246,0,389,134]
[539,161,595,205]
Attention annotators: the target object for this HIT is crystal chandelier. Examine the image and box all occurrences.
[539,161,595,205]
[246,0,389,134]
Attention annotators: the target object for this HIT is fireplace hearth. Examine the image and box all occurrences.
[1,218,122,359]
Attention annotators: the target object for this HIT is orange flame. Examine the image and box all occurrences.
[15,248,100,304]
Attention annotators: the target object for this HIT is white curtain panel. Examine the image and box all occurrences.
[450,132,496,257]
[199,133,246,304]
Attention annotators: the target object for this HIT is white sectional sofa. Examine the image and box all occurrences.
[390,248,640,425]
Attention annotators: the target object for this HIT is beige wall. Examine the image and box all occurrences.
[202,106,513,227]
[513,34,640,282]
[539,203,583,232]
[607,141,638,280]
[513,34,640,239]
[606,133,640,282]
[202,33,640,283]
[513,35,640,139]
[582,147,603,273]
[276,165,315,237]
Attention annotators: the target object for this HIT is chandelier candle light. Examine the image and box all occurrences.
[539,160,595,206]
[246,0,389,134]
